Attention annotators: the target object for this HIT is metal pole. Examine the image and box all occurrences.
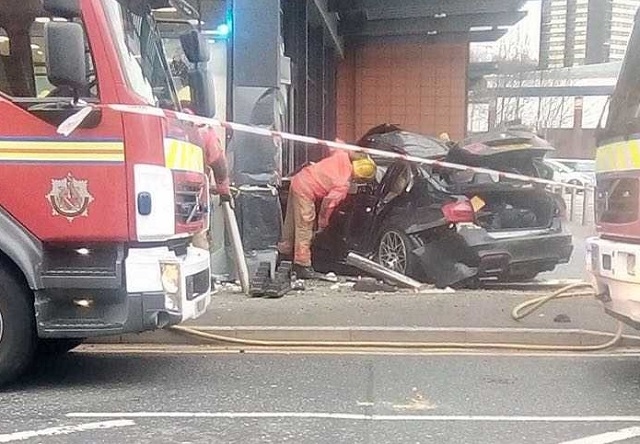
[582,187,590,226]
[222,201,251,295]
[569,186,577,222]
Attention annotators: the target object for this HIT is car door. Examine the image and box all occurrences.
[312,182,378,263]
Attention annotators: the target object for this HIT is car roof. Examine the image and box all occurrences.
[359,128,449,160]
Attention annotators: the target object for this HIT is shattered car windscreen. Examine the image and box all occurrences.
[368,131,449,159]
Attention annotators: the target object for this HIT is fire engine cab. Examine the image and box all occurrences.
[0,0,214,385]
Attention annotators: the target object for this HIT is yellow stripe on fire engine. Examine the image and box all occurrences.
[164,138,204,173]
[0,140,124,162]
[596,138,640,173]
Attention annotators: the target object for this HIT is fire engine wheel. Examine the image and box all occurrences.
[0,267,36,386]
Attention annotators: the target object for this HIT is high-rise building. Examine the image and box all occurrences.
[539,0,640,68]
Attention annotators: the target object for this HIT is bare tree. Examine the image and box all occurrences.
[476,28,575,134]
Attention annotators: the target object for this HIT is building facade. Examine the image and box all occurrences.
[159,0,529,278]
[540,0,640,68]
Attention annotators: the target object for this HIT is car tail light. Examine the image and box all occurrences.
[442,200,475,223]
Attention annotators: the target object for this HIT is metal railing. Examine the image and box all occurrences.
[548,184,595,226]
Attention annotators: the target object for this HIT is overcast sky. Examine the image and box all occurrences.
[471,0,542,62]
[504,0,542,60]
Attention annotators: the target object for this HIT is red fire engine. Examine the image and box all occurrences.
[588,8,640,329]
[0,0,214,384]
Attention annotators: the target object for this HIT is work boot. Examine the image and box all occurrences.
[292,264,320,280]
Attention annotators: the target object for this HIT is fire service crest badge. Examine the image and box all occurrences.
[46,173,94,221]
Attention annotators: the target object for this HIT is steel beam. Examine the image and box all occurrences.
[341,11,526,37]
[348,29,508,44]
[333,0,526,19]
[482,85,616,98]
[312,0,345,57]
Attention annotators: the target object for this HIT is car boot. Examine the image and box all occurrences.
[292,264,321,280]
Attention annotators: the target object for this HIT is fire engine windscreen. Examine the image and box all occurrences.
[104,0,181,111]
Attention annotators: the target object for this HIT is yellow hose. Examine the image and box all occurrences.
[511,282,599,320]
[170,282,625,352]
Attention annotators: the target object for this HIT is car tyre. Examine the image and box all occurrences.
[0,267,36,386]
[376,229,420,279]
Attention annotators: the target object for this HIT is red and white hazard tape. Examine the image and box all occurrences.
[58,104,590,191]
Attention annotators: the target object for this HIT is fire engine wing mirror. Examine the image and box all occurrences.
[45,22,88,96]
[187,70,216,118]
[180,30,215,118]
[180,30,210,64]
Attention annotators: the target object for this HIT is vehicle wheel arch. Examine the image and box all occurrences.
[0,209,42,290]
[0,251,32,297]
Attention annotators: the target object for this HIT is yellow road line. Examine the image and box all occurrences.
[77,344,640,358]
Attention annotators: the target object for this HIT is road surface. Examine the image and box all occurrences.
[3,347,640,444]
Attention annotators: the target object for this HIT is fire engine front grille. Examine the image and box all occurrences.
[175,182,207,225]
[185,268,209,301]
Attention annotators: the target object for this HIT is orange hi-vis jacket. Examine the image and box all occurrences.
[291,150,352,229]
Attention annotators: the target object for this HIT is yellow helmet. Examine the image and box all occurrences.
[352,156,377,181]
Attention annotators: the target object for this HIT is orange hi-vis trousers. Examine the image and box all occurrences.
[277,191,316,267]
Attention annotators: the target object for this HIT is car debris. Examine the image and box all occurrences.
[329,282,356,291]
[554,314,572,323]
[352,277,398,293]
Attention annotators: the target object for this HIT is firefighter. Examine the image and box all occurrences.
[192,122,232,250]
[278,149,377,278]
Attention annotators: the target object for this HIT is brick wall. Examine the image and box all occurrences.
[337,40,469,142]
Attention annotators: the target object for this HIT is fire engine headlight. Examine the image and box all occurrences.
[627,253,636,277]
[160,261,182,311]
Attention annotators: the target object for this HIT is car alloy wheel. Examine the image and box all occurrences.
[378,230,408,274]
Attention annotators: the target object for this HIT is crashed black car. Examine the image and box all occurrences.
[282,125,573,288]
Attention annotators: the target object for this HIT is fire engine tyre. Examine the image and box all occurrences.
[377,229,420,279]
[36,339,84,356]
[0,268,36,387]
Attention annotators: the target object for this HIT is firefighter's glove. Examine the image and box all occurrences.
[219,193,234,209]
